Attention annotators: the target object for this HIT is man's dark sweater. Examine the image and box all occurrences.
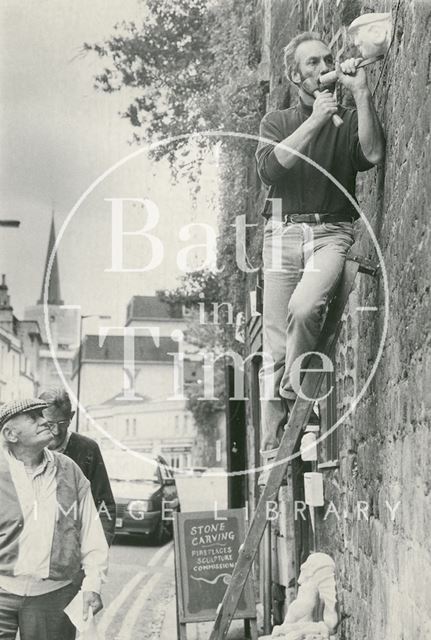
[255,98,374,219]
[64,432,116,546]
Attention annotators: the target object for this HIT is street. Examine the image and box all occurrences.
[97,536,175,640]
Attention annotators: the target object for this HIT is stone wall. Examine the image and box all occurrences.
[250,0,431,637]
[317,1,431,638]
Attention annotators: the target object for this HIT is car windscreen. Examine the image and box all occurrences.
[103,452,159,483]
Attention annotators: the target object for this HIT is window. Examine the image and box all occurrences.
[175,415,179,434]
[125,418,130,436]
[132,418,137,436]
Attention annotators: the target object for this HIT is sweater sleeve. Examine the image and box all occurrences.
[255,112,290,185]
[348,109,375,172]
[87,444,116,547]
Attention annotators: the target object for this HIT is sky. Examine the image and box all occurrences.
[0,0,219,329]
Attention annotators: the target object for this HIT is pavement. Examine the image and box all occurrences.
[159,596,261,640]
[95,539,175,640]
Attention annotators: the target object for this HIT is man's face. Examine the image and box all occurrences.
[5,411,53,449]
[292,40,334,86]
[43,406,72,449]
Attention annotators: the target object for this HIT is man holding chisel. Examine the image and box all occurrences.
[256,32,385,456]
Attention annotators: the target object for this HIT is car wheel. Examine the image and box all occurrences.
[164,519,174,540]
[150,516,167,545]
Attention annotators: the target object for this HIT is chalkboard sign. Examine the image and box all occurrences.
[174,509,256,625]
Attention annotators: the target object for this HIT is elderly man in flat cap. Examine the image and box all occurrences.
[0,398,108,640]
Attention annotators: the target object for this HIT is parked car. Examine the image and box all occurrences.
[102,451,180,544]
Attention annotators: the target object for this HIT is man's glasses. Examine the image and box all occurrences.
[46,420,71,430]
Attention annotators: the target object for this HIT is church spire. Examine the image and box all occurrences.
[38,213,64,305]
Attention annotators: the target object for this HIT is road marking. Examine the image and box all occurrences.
[116,572,164,639]
[98,543,172,636]
[163,548,174,567]
[356,306,378,312]
[149,541,173,567]
[98,570,147,637]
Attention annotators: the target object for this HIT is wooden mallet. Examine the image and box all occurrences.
[301,77,344,128]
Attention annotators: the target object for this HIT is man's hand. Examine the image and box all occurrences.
[335,57,385,164]
[83,591,103,621]
[336,58,368,94]
[310,90,338,127]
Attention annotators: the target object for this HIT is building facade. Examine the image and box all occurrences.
[72,296,206,470]
[0,275,42,402]
[82,394,195,470]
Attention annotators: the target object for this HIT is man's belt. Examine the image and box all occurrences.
[281,213,355,224]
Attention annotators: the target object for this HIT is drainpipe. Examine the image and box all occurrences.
[262,501,272,634]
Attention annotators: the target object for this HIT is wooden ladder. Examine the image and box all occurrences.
[209,254,377,640]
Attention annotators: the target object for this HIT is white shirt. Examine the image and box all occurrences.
[0,447,108,596]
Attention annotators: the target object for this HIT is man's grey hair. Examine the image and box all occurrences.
[283,31,325,83]
[39,387,73,417]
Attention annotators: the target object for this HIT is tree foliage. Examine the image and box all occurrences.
[86,0,264,315]
[87,0,265,441]
[157,270,227,436]
[157,269,221,308]
[84,0,262,162]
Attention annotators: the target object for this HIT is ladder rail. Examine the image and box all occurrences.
[209,259,361,640]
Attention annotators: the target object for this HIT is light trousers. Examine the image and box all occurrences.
[259,219,354,449]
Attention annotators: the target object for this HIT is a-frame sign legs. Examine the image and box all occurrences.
[244,617,258,639]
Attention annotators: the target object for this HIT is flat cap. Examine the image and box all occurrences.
[0,398,49,428]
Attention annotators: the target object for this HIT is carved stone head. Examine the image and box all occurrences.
[297,552,335,585]
[348,12,392,58]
